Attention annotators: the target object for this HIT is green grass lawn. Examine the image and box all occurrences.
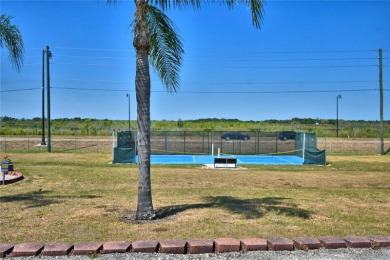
[1,153,389,243]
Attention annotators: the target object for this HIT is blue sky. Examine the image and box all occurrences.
[1,0,389,121]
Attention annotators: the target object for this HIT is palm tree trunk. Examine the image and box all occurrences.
[134,0,155,220]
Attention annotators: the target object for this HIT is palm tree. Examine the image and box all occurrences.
[108,0,265,220]
[0,14,24,71]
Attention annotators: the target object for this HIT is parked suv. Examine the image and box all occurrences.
[278,131,296,141]
[221,132,250,141]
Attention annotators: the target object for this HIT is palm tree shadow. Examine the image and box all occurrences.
[155,196,311,220]
[204,196,311,219]
[155,203,213,219]
[1,190,101,209]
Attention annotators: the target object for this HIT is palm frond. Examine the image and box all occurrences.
[0,14,24,71]
[105,0,120,5]
[149,0,202,10]
[146,5,184,92]
[246,0,266,29]
[217,0,266,29]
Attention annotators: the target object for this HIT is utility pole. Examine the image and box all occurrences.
[379,48,384,155]
[41,49,46,145]
[46,46,52,152]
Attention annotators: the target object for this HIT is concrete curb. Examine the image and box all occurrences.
[1,236,389,258]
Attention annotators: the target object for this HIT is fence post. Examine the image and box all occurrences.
[164,131,168,153]
[208,132,211,154]
[324,131,327,153]
[112,130,115,161]
[220,131,223,154]
[202,131,205,154]
[275,132,278,154]
[183,130,186,154]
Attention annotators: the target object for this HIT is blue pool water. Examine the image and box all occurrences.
[138,154,303,165]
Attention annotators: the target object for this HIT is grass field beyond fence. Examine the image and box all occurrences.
[1,136,389,156]
[0,152,389,244]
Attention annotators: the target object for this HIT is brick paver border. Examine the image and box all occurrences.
[1,236,389,257]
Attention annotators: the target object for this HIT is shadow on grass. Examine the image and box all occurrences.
[205,196,311,219]
[0,190,101,209]
[155,196,311,220]
[155,203,212,219]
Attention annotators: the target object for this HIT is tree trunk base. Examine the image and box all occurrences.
[136,211,155,220]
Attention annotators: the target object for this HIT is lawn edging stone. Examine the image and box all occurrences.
[368,236,390,248]
[318,237,347,249]
[158,240,186,254]
[214,238,241,253]
[11,242,44,257]
[240,238,268,252]
[344,236,372,248]
[293,237,321,250]
[72,242,103,255]
[0,243,14,258]
[102,241,131,254]
[267,238,294,251]
[186,239,214,254]
[131,240,158,253]
[42,243,73,256]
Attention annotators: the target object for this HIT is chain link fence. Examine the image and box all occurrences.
[1,131,389,155]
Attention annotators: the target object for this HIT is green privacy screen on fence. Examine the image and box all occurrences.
[295,132,326,165]
[112,131,136,163]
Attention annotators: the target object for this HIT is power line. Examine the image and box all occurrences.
[218,65,377,69]
[51,47,376,54]
[187,50,379,55]
[48,63,378,69]
[50,87,389,94]
[51,87,128,92]
[51,62,133,67]
[0,88,40,93]
[18,53,390,62]
[56,79,387,85]
[2,87,389,94]
[187,57,377,62]
[55,54,135,60]
[52,46,135,52]
[4,79,388,85]
[155,89,390,94]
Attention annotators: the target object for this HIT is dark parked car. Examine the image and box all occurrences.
[221,132,250,141]
[278,131,296,141]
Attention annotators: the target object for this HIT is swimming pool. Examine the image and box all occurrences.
[142,154,303,165]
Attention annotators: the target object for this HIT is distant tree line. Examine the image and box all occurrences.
[0,116,388,138]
